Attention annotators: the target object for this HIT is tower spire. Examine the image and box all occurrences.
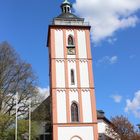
[61,0,72,13]
[64,0,68,2]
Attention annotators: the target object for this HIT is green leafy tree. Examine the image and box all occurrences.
[7,120,39,140]
[0,113,14,140]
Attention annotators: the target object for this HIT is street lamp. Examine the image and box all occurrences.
[28,98,31,140]
[15,92,18,140]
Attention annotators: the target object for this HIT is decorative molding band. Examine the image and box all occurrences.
[69,89,78,92]
[56,89,66,92]
[56,59,65,63]
[81,89,90,92]
[79,59,88,63]
[53,122,98,126]
[68,59,76,63]
[51,58,92,60]
[51,87,95,90]
[55,29,62,31]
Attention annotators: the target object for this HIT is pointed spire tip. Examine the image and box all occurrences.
[63,0,70,4]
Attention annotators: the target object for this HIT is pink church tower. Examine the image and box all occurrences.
[47,0,98,140]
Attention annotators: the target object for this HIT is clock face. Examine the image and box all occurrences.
[67,47,75,55]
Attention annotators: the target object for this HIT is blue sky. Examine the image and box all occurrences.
[0,0,140,126]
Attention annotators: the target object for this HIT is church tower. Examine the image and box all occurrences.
[47,0,98,140]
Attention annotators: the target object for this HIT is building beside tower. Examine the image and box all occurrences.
[47,0,98,140]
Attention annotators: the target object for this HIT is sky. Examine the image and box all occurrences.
[0,0,140,126]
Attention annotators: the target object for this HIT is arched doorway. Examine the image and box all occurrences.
[71,136,82,140]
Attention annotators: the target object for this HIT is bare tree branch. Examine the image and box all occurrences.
[106,115,140,140]
[0,41,38,119]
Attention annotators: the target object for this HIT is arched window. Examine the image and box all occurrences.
[67,35,75,55]
[71,102,79,122]
[71,136,82,140]
[64,7,67,13]
[67,7,70,12]
[68,35,74,46]
[71,69,75,85]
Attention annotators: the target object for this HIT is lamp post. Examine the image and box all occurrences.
[28,98,31,140]
[15,92,18,140]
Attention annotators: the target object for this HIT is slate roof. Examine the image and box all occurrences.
[55,12,84,21]
[31,96,51,122]
[32,96,111,125]
[97,110,111,124]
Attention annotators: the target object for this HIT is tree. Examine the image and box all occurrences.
[0,41,38,117]
[7,119,39,140]
[0,41,38,138]
[106,115,140,140]
[0,114,39,140]
[0,113,14,139]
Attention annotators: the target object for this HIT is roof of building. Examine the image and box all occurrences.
[55,12,84,21]
[97,110,111,124]
[53,0,84,21]
[31,96,51,122]
[32,96,111,125]
[62,0,71,5]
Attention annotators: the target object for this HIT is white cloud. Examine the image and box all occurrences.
[108,38,117,44]
[73,0,140,43]
[125,90,140,118]
[97,55,118,65]
[37,86,50,99]
[129,54,136,59]
[110,56,118,64]
[111,95,122,103]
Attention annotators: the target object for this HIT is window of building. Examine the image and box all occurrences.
[64,7,67,13]
[44,123,51,133]
[71,136,82,140]
[67,7,70,12]
[71,102,79,122]
[67,35,75,55]
[68,35,74,46]
[71,69,75,85]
